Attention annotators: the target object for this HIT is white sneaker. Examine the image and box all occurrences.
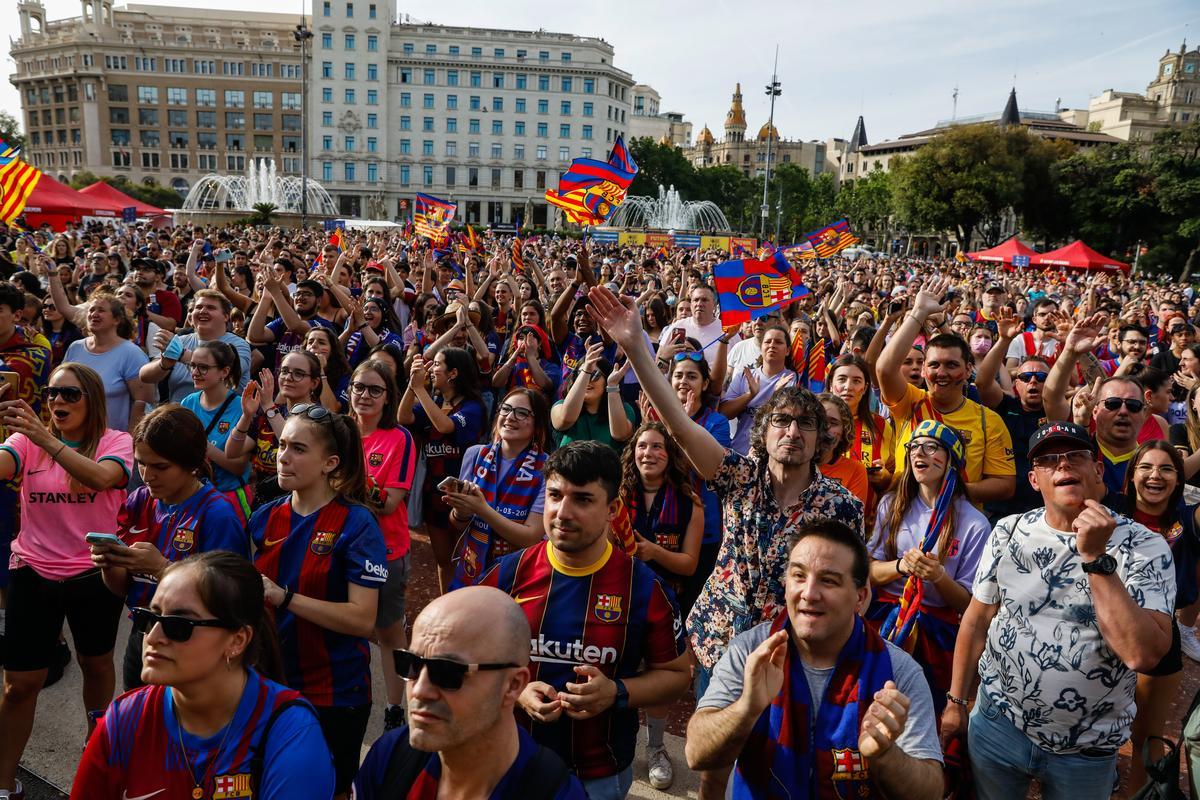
[1180,624,1200,663]
[647,746,674,790]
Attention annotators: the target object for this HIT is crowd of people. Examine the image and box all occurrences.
[0,218,1196,799]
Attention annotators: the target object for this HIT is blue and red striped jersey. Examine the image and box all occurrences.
[481,540,685,779]
[72,669,334,799]
[118,484,250,610]
[250,496,387,708]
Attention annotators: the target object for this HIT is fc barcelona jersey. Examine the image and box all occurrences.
[71,669,334,799]
[250,497,387,708]
[481,540,685,778]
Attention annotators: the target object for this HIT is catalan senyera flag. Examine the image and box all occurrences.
[465,224,480,253]
[413,193,457,241]
[802,337,827,393]
[712,250,810,327]
[511,235,524,273]
[802,218,859,259]
[609,500,637,556]
[544,134,638,226]
[0,142,43,226]
[328,228,343,252]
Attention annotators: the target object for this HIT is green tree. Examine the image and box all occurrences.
[68,172,181,210]
[1041,142,1157,255]
[0,111,25,150]
[692,165,753,233]
[250,202,278,226]
[1148,121,1200,280]
[836,168,895,242]
[627,137,700,199]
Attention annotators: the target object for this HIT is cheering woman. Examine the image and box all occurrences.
[443,387,549,589]
[72,552,335,799]
[249,405,386,800]
[91,403,249,690]
[181,341,253,522]
[0,363,133,800]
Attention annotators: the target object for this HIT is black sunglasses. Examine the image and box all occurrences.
[290,403,332,422]
[46,386,84,403]
[1101,397,1145,413]
[130,607,234,642]
[393,649,519,691]
[1016,371,1049,383]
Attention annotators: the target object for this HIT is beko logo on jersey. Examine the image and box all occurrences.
[530,634,617,666]
[363,559,389,581]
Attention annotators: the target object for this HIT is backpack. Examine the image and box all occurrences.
[1135,685,1200,800]
[380,727,571,799]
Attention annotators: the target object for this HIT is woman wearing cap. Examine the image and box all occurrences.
[865,419,991,718]
[1122,441,1200,788]
[551,340,634,451]
[398,347,485,594]
[719,323,798,455]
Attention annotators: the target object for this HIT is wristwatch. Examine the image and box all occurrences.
[612,677,630,710]
[1081,554,1118,576]
[265,405,280,419]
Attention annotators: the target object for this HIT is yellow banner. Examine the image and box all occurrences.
[618,232,647,245]
[700,236,730,250]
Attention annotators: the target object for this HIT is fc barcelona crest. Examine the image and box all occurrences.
[213,772,253,798]
[218,421,230,434]
[171,528,195,553]
[310,530,340,555]
[594,594,623,623]
[830,747,868,781]
[369,452,383,467]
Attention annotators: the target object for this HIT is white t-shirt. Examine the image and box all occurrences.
[659,317,739,371]
[973,508,1175,753]
[726,337,762,378]
[1005,333,1059,362]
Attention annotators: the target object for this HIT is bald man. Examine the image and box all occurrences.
[353,587,586,799]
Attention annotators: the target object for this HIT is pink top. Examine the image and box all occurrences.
[1,429,133,579]
[362,426,417,558]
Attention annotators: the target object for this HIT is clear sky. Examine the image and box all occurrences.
[2,0,1196,145]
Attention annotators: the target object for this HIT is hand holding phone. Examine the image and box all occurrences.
[85,532,126,548]
[437,477,463,493]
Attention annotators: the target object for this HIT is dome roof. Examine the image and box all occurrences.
[697,124,714,145]
[757,122,780,142]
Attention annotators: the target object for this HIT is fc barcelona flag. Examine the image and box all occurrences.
[413,192,456,241]
[803,218,859,258]
[712,250,810,327]
[545,135,638,226]
[0,142,43,226]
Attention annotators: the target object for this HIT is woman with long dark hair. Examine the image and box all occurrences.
[0,363,133,799]
[550,341,634,450]
[865,420,989,719]
[443,387,549,589]
[91,403,249,690]
[1123,441,1200,790]
[39,294,82,367]
[181,341,252,522]
[72,552,335,798]
[304,326,351,412]
[398,347,485,594]
[250,406,386,800]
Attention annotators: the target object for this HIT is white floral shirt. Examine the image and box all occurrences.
[974,508,1175,753]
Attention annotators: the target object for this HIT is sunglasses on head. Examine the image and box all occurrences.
[130,607,234,643]
[290,403,332,422]
[1016,371,1048,383]
[1101,397,1145,413]
[673,351,704,363]
[46,386,84,403]
[393,649,519,691]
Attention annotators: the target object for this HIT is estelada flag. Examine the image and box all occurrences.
[414,192,457,240]
[0,142,43,226]
[712,250,810,327]
[803,219,859,258]
[511,236,524,273]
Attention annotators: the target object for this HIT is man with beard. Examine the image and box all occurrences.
[585,285,861,799]
[129,257,182,330]
[877,278,1015,506]
[481,441,690,800]
[353,586,585,799]
[1098,324,1150,376]
[1004,297,1061,372]
[247,272,338,371]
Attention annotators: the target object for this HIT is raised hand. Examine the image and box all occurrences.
[1064,312,1110,355]
[240,380,263,418]
[740,629,788,715]
[996,307,1024,341]
[1073,498,1117,561]
[912,276,953,318]
[580,340,605,373]
[585,286,644,349]
[858,681,911,759]
[743,367,761,397]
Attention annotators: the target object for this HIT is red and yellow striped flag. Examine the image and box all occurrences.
[0,142,43,226]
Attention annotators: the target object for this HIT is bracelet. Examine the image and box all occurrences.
[605,386,621,393]
[945,692,970,708]
[277,586,295,612]
[895,558,905,575]
[52,441,67,460]
[231,427,249,440]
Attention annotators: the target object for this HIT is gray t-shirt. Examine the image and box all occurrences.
[64,338,149,431]
[165,332,252,402]
[698,619,944,765]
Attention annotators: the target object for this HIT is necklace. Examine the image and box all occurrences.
[172,674,245,799]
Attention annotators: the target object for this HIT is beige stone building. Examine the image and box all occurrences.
[1065,41,1200,143]
[10,0,306,200]
[683,83,827,178]
[628,84,692,147]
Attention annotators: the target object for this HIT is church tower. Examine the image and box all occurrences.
[724,83,747,143]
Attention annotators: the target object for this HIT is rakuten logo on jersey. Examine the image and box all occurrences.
[530,634,618,666]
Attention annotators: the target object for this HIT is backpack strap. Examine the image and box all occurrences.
[513,744,572,800]
[381,727,433,796]
[249,698,317,797]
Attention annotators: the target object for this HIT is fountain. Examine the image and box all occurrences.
[182,158,338,216]
[606,185,731,232]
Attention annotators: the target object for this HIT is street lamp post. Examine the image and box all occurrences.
[294,19,313,228]
[760,47,781,241]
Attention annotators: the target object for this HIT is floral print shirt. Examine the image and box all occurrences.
[974,508,1175,753]
[685,449,864,669]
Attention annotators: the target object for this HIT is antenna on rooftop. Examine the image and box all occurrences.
[952,85,958,120]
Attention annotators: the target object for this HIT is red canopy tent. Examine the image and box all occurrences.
[966,236,1039,264]
[77,181,165,216]
[1030,240,1130,273]
[19,177,125,230]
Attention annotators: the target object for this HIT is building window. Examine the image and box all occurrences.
[470,96,481,111]
[424,69,435,84]
[367,35,378,52]
[196,111,215,128]
[254,134,272,150]
[446,141,457,156]
[539,51,549,62]
[516,74,527,90]
[537,99,548,114]
[422,117,434,132]
[345,162,355,181]
[470,72,482,88]
[582,125,592,139]
[400,116,411,130]
[471,47,482,58]
[321,33,332,49]
[369,3,376,16]
[516,98,526,113]
[345,2,353,16]
[448,70,459,86]
[538,75,549,91]
[322,87,333,103]
[345,135,355,151]
[323,111,333,126]
[581,147,591,158]
[323,1,330,14]
[537,122,548,137]
[345,63,356,80]
[492,120,503,135]
[170,153,188,169]
[514,169,523,189]
[399,139,411,154]
[449,45,459,55]
[494,48,504,59]
[323,162,333,181]
[225,133,243,149]
[583,102,593,116]
[254,113,272,130]
[514,144,525,159]
[469,119,480,134]
[423,165,433,185]
[322,135,332,150]
[403,42,414,55]
[426,43,437,55]
[141,151,160,168]
[422,140,433,156]
[400,165,410,185]
[281,92,301,109]
[492,97,504,112]
[468,167,478,187]
[493,72,504,88]
[561,77,572,92]
[447,95,458,110]
[345,89,356,103]
[469,142,480,157]
[491,142,502,158]
[584,78,595,94]
[536,145,547,160]
[423,93,434,109]
[367,64,378,81]
[447,118,458,132]
[225,111,245,128]
[561,52,571,62]
[367,113,377,128]
[108,84,129,102]
[167,87,187,105]
[400,92,411,108]
[282,114,300,131]
[491,168,501,188]
[366,90,377,105]
[137,86,159,104]
[253,91,273,109]
[322,62,333,79]
[367,162,378,182]
[345,34,355,50]
[109,108,130,124]
[561,101,571,115]
[400,68,411,83]
[168,109,187,126]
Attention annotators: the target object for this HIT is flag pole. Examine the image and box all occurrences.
[760,46,781,241]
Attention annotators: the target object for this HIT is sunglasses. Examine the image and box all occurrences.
[130,607,234,643]
[393,649,519,691]
[291,403,332,422]
[349,381,386,398]
[1016,371,1049,383]
[1101,397,1145,413]
[673,352,704,363]
[46,386,84,403]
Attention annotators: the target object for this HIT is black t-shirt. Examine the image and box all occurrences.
[1169,422,1200,488]
[985,394,1048,521]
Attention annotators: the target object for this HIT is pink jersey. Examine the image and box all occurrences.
[362,426,417,558]
[1,429,133,579]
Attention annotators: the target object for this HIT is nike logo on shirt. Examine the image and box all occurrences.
[123,790,166,800]
[515,595,544,605]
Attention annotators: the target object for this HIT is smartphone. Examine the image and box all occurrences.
[672,328,686,345]
[888,300,904,315]
[215,249,233,263]
[437,477,462,493]
[0,372,18,399]
[162,336,185,361]
[85,532,126,547]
